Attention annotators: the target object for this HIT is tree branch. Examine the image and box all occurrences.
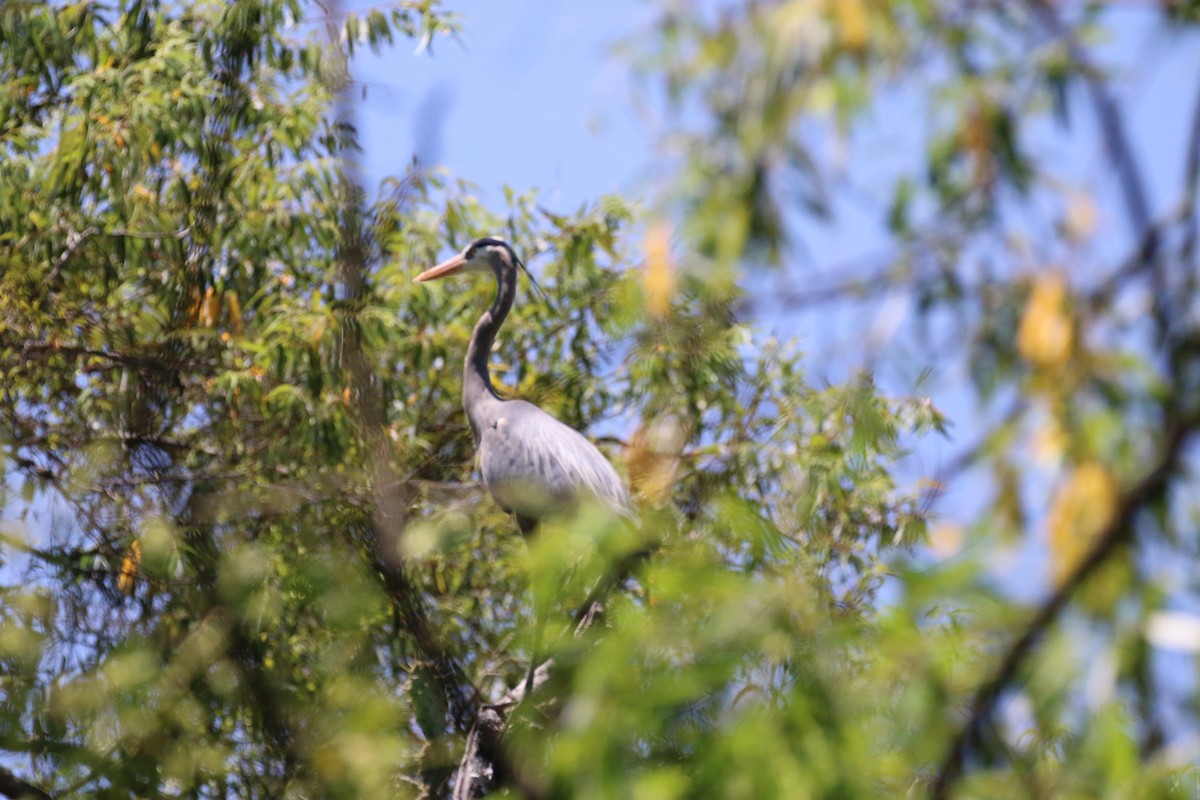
[365,509,482,731]
[0,764,54,800]
[452,659,554,800]
[1178,74,1200,301]
[450,535,655,799]
[1026,0,1175,336]
[107,226,190,240]
[930,412,1198,799]
[316,32,512,791]
[1026,0,1150,237]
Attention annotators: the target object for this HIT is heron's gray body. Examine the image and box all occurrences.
[473,397,629,523]
[418,238,629,532]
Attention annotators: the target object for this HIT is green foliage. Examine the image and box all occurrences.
[3,1,1199,799]
[636,0,1200,798]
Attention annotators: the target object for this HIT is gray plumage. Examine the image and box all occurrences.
[415,237,629,532]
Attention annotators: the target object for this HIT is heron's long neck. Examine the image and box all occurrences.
[463,265,515,441]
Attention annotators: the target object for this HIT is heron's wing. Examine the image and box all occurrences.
[479,400,629,518]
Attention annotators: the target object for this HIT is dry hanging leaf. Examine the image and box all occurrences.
[643,220,675,320]
[832,0,869,52]
[627,415,684,504]
[118,539,142,595]
[227,291,243,335]
[1018,273,1073,368]
[1047,461,1116,582]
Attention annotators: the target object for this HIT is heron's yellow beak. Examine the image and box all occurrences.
[414,253,467,283]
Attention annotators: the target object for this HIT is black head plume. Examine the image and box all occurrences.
[515,253,555,312]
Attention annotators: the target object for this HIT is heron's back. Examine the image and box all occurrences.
[477,399,628,520]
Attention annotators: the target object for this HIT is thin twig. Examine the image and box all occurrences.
[50,226,98,277]
[1086,203,1187,314]
[1178,77,1200,301]
[107,227,190,240]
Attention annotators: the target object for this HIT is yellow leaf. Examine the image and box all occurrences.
[963,104,993,186]
[626,415,684,504]
[1017,273,1073,368]
[199,287,219,328]
[832,0,869,52]
[1047,462,1116,583]
[643,220,675,320]
[227,292,243,335]
[118,540,142,595]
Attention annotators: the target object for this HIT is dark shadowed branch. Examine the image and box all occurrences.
[1025,0,1175,337]
[0,766,53,800]
[1025,0,1151,239]
[931,410,1199,799]
[451,659,554,800]
[321,23,516,790]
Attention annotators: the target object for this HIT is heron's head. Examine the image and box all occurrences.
[414,237,517,283]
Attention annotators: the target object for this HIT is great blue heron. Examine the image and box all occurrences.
[414,237,630,530]
[415,237,630,694]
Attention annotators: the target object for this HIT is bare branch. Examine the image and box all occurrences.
[450,535,656,799]
[1185,78,1200,208]
[0,766,53,800]
[1086,202,1187,314]
[107,227,190,240]
[452,660,554,800]
[1026,0,1150,237]
[51,225,98,274]
[317,19,504,791]
[1025,0,1177,338]
[1179,76,1200,299]
[930,411,1199,799]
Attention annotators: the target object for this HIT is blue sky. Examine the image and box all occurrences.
[355,1,658,210]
